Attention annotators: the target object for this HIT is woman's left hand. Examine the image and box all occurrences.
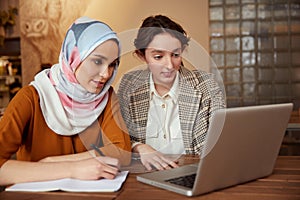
[133,144,179,171]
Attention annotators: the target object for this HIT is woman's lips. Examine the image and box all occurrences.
[161,71,174,78]
[93,80,105,88]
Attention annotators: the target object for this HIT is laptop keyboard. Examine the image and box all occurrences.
[165,173,196,189]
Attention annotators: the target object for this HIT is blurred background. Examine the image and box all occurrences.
[0,0,299,155]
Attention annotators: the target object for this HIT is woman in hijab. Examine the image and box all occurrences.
[0,16,131,186]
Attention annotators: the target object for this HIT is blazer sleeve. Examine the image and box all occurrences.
[117,73,137,142]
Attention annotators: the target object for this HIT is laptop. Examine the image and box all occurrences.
[136,103,293,196]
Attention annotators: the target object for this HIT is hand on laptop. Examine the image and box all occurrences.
[133,144,179,171]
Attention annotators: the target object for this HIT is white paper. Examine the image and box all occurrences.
[6,171,129,192]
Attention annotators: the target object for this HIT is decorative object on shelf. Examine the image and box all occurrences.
[0,6,18,46]
[20,0,90,85]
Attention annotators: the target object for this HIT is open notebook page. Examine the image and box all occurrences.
[6,171,129,192]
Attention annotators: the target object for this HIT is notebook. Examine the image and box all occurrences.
[6,171,129,192]
[137,103,293,196]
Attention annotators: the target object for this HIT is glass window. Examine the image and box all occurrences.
[243,67,256,82]
[243,97,256,106]
[241,21,255,35]
[274,36,289,50]
[210,1,300,108]
[274,21,289,33]
[226,37,240,51]
[258,53,273,66]
[226,0,239,4]
[226,68,240,83]
[225,5,240,20]
[274,68,291,82]
[242,4,256,19]
[210,7,223,20]
[275,84,291,97]
[258,4,272,19]
[291,67,300,81]
[258,36,273,50]
[210,0,223,6]
[243,83,256,96]
[275,52,290,66]
[242,52,256,66]
[210,22,224,37]
[274,4,289,17]
[225,22,240,35]
[258,84,273,97]
[210,38,224,51]
[291,20,300,33]
[292,52,300,65]
[258,68,274,81]
[227,84,241,96]
[293,83,300,96]
[226,53,240,66]
[291,3,300,17]
[241,0,255,3]
[257,21,272,35]
[291,36,300,49]
[211,53,224,67]
[242,36,255,51]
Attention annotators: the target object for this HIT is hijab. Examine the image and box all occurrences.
[31,16,120,135]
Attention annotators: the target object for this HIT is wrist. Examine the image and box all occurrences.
[68,161,77,179]
[133,143,150,153]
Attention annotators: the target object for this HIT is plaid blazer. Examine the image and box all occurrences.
[117,66,226,154]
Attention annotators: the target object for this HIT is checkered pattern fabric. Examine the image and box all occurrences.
[118,66,226,154]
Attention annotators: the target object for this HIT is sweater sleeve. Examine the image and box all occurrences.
[98,88,132,166]
[0,86,132,167]
[0,86,35,167]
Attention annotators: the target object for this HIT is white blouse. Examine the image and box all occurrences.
[146,72,185,154]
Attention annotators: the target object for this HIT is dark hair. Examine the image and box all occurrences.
[134,15,190,57]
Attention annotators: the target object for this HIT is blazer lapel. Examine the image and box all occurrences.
[178,67,203,151]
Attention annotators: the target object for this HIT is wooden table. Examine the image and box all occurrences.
[0,156,299,200]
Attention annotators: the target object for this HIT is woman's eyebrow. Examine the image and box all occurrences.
[172,48,182,52]
[150,48,182,53]
[150,49,164,54]
[91,54,108,61]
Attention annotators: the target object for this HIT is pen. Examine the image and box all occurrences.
[91,144,121,172]
[90,144,105,156]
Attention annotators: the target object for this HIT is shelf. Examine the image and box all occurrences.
[0,75,21,79]
[0,37,20,56]
[0,88,9,92]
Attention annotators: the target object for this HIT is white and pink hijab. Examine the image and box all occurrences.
[31,16,120,136]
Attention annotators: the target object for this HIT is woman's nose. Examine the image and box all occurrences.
[99,67,109,78]
[164,56,174,69]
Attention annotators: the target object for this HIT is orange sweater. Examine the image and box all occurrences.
[0,86,131,167]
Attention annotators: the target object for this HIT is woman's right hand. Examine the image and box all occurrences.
[133,144,178,171]
[70,156,120,180]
